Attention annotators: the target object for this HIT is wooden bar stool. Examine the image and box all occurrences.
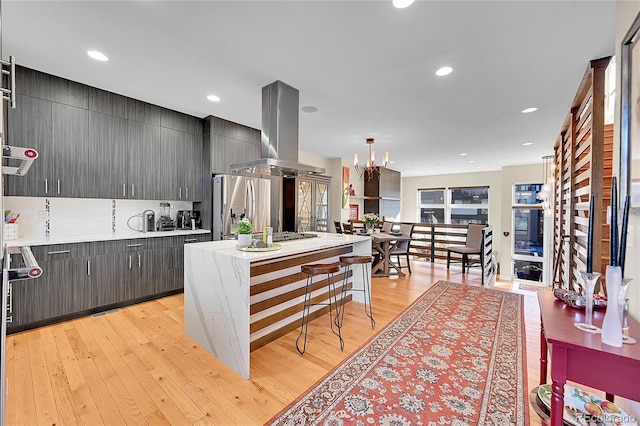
[296,262,344,354]
[337,255,375,330]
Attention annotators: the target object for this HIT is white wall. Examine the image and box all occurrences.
[401,163,543,277]
[4,197,193,239]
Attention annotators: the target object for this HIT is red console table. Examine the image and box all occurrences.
[538,291,640,425]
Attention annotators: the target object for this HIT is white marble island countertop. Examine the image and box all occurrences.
[189,232,371,261]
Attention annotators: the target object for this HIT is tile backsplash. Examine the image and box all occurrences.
[4,197,194,239]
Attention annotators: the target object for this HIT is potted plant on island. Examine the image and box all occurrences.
[233,218,254,247]
[517,264,543,281]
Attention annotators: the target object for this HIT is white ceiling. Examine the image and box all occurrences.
[2,0,616,177]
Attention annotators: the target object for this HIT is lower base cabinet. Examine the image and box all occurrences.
[6,233,209,333]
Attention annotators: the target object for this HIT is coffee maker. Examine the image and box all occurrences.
[156,201,176,231]
[176,210,201,229]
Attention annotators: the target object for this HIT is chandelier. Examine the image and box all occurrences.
[538,155,555,217]
[353,138,389,181]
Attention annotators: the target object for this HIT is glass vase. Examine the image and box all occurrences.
[575,271,601,332]
[601,265,624,347]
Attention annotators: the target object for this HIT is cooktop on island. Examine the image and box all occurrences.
[270,232,319,242]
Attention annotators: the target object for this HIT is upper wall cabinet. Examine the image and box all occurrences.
[6,95,89,197]
[5,66,204,201]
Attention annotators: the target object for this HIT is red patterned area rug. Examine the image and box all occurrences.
[267,281,528,426]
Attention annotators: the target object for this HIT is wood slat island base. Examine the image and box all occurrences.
[183,232,371,378]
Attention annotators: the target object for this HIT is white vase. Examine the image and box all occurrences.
[601,265,623,347]
[237,233,252,247]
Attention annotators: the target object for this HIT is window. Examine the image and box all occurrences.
[418,189,445,224]
[512,183,547,282]
[417,186,489,224]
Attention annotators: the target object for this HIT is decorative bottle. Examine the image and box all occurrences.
[601,265,623,347]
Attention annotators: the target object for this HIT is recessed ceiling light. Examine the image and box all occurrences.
[390,161,396,164]
[469,160,475,163]
[301,106,318,113]
[207,94,221,102]
[459,153,468,156]
[87,50,108,62]
[435,66,453,77]
[521,107,538,113]
[522,142,533,146]
[392,0,415,8]
[405,166,411,169]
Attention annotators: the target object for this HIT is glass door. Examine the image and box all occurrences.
[512,184,546,282]
[315,181,329,232]
[297,178,312,232]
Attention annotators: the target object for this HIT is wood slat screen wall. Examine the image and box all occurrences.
[553,56,613,291]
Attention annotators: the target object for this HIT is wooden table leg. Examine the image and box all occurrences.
[550,346,567,426]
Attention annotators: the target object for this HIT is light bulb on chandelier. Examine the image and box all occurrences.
[353,138,389,181]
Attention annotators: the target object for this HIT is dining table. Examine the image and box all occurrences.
[369,232,411,278]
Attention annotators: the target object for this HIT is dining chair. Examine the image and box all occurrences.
[382,221,393,233]
[390,223,414,274]
[342,222,353,234]
[334,221,343,234]
[446,224,485,273]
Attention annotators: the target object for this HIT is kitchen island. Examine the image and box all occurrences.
[184,232,371,378]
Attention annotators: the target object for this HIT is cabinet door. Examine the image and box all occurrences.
[52,103,89,197]
[93,252,127,307]
[314,180,330,232]
[127,121,160,199]
[9,258,75,328]
[297,178,313,232]
[88,111,128,199]
[160,127,179,200]
[5,94,53,196]
[125,250,155,301]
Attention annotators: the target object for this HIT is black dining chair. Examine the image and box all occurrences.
[342,222,353,234]
[390,223,414,274]
[334,221,343,234]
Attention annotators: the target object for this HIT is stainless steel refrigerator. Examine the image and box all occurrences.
[212,174,273,240]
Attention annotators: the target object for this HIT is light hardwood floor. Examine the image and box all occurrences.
[5,260,546,425]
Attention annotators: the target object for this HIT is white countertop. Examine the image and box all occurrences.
[186,232,370,261]
[5,229,211,247]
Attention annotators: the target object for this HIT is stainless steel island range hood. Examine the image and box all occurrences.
[231,80,326,176]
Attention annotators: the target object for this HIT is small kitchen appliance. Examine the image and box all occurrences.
[156,201,175,231]
[143,210,155,233]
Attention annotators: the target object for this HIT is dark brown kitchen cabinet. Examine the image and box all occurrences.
[6,101,90,197]
[161,127,202,201]
[5,94,53,196]
[88,111,128,199]
[6,65,204,201]
[363,167,401,220]
[5,95,89,197]
[51,103,90,197]
[6,234,208,334]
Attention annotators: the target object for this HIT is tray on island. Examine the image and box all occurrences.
[553,288,607,310]
[236,243,281,252]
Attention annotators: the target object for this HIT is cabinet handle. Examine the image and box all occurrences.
[7,282,12,314]
[47,250,70,255]
[126,243,143,248]
[123,183,126,198]
[57,179,60,195]
[45,178,48,194]
[179,187,182,199]
[129,255,132,270]
[185,238,197,242]
[138,253,141,268]
[87,259,91,276]
[132,184,135,198]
